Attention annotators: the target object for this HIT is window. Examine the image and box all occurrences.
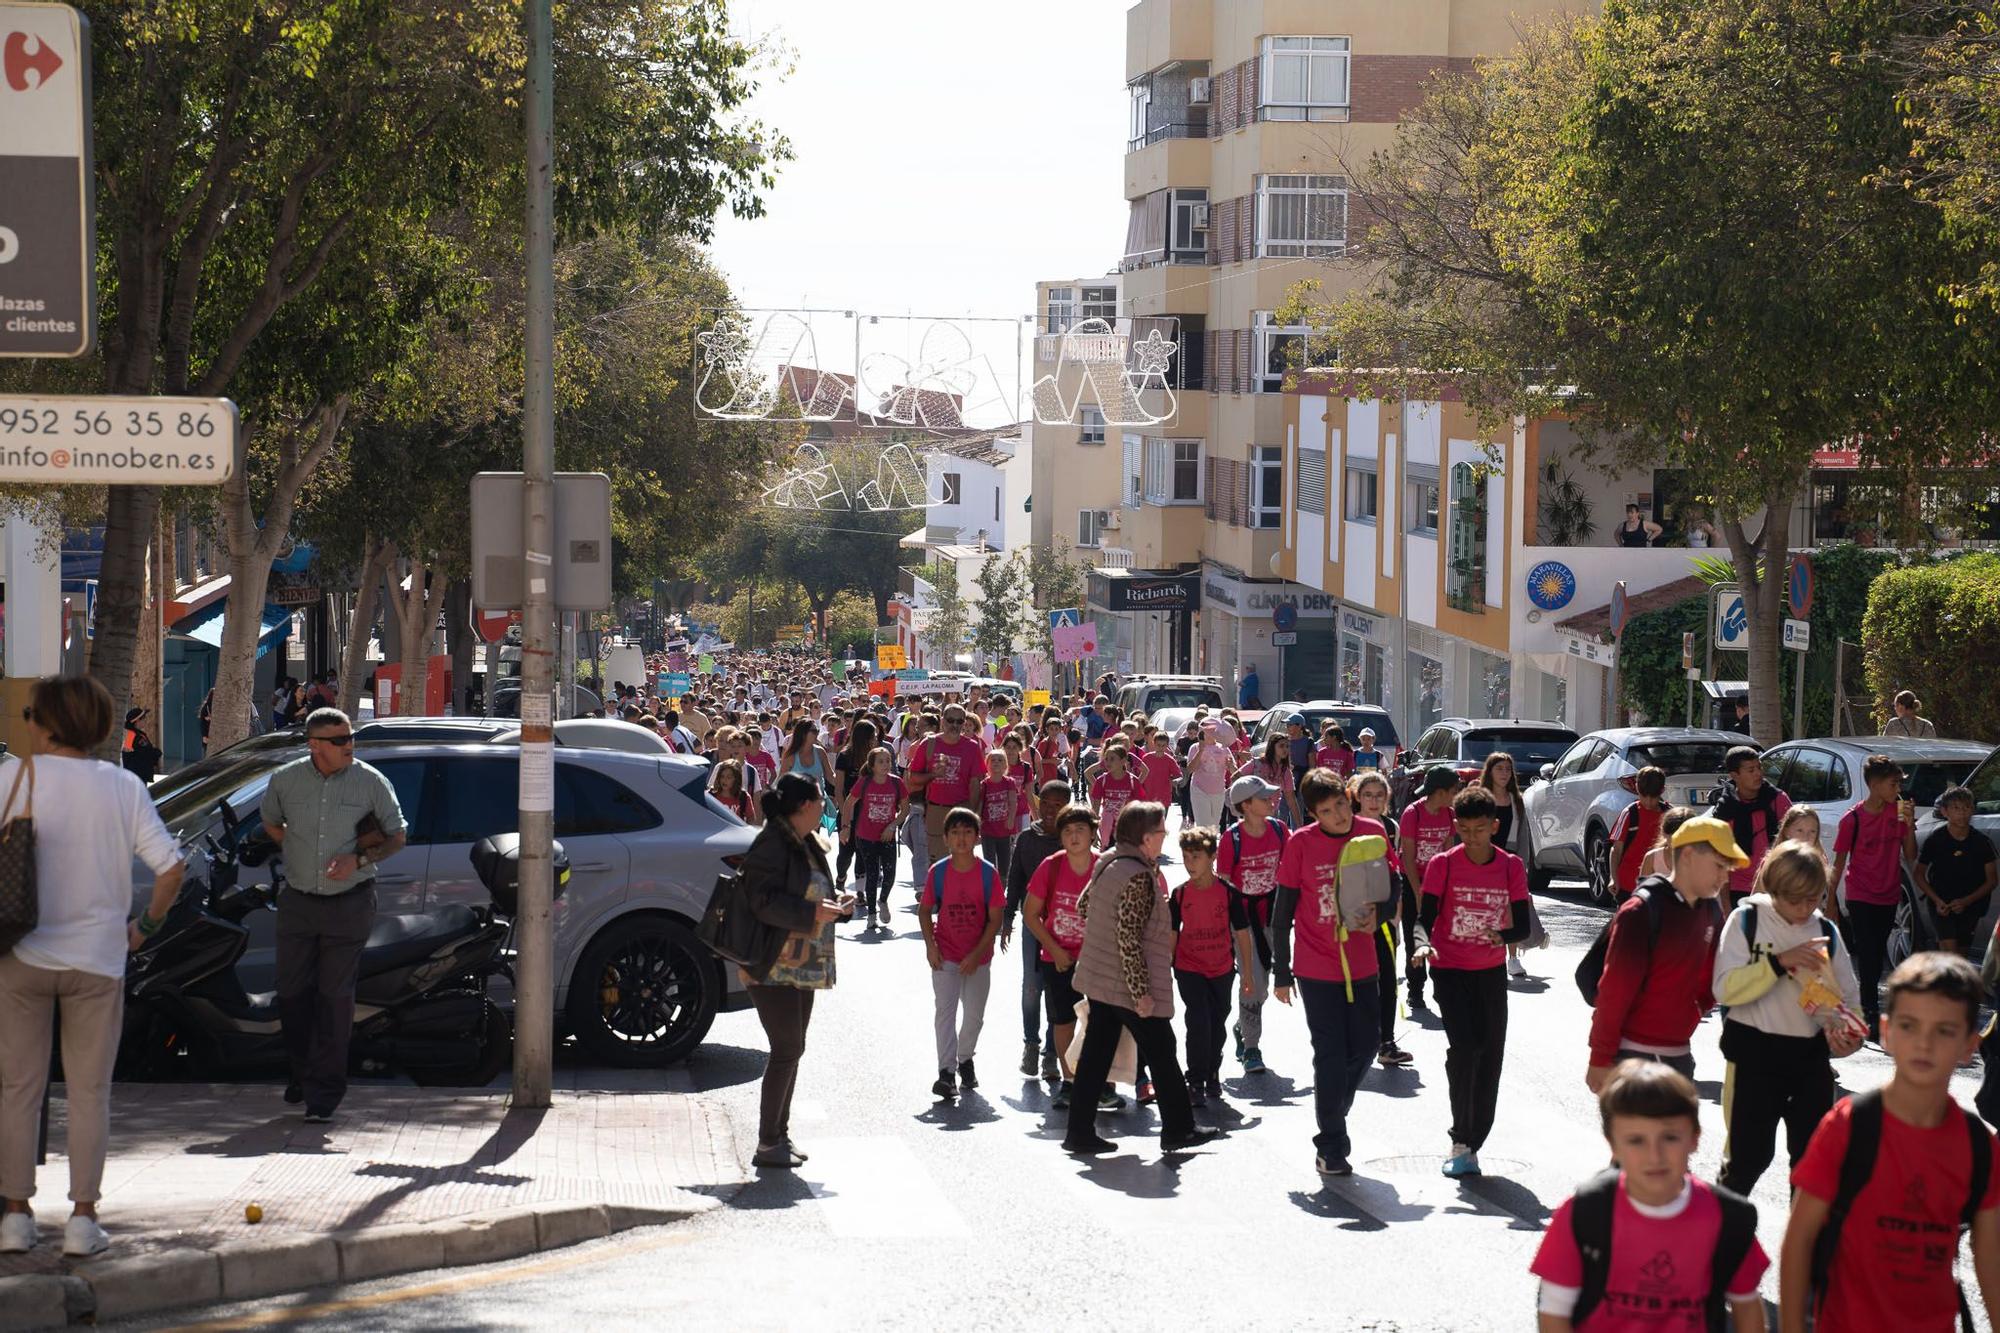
[1076,508,1101,547]
[1045,287,1075,334]
[993,487,1001,522]
[1123,432,1143,507]
[1080,286,1118,321]
[1345,465,1378,523]
[372,758,430,844]
[1552,738,1598,780]
[1408,478,1440,534]
[1143,438,1202,505]
[1256,175,1348,258]
[1446,461,1488,611]
[1254,311,1316,392]
[1252,446,1283,529]
[1128,80,1153,149]
[1297,448,1327,515]
[557,766,662,836]
[940,472,963,506]
[1260,36,1351,121]
[1080,406,1106,445]
[433,758,520,844]
[1171,189,1210,259]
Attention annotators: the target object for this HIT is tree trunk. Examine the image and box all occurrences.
[88,486,163,758]
[207,544,279,752]
[338,536,390,718]
[446,578,475,716]
[128,510,168,743]
[1721,479,1801,750]
[383,547,446,717]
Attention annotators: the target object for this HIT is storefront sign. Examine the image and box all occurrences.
[1525,560,1577,612]
[1341,610,1379,639]
[1091,569,1201,613]
[1202,577,1238,609]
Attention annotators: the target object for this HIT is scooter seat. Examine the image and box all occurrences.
[361,905,480,972]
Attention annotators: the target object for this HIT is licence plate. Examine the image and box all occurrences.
[1687,788,1707,805]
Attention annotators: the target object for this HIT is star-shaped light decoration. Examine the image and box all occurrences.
[1129,327,1175,379]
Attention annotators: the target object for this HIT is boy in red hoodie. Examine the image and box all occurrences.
[1585,816,1748,1094]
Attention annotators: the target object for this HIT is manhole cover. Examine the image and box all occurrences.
[1363,1155,1530,1177]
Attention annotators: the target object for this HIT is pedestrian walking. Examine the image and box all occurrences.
[738,773,853,1170]
[1915,786,1997,959]
[1062,801,1216,1156]
[119,707,161,782]
[1350,771,1414,1068]
[1169,827,1253,1108]
[1186,722,1234,830]
[909,705,984,872]
[1830,754,1919,1037]
[1399,767,1462,1008]
[1218,773,1290,1074]
[1006,781,1070,1080]
[1088,742,1142,849]
[0,676,185,1258]
[919,808,1004,1100]
[975,748,1022,881]
[1609,767,1668,899]
[1023,803,1102,1109]
[1881,689,1938,739]
[1709,746,1790,912]
[259,707,408,1123]
[840,747,905,927]
[830,718,879,890]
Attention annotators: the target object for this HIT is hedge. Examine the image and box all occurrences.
[1863,552,2000,741]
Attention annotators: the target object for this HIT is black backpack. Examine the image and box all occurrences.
[1809,1088,1991,1332]
[1569,1168,1758,1332]
[1575,879,1721,1006]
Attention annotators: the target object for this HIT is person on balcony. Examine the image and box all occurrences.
[1614,503,1664,548]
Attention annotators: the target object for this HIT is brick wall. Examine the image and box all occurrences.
[1348,54,1475,124]
[1209,56,1260,137]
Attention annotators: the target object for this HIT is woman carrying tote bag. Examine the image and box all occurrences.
[0,675,185,1258]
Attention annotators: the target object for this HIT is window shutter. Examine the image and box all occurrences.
[1234,329,1254,394]
[1298,449,1327,514]
[1231,458,1250,527]
[1204,456,1219,520]
[1235,197,1254,263]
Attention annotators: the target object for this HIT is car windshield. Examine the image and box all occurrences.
[1460,730,1575,769]
[1145,688,1222,710]
[1903,759,1983,808]
[154,751,295,839]
[1292,710,1400,749]
[1968,752,2000,815]
[1627,742,1734,778]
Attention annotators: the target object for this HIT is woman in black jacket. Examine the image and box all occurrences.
[740,772,853,1169]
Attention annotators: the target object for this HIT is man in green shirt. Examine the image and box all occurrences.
[260,708,406,1122]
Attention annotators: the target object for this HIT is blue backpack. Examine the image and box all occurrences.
[925,858,999,912]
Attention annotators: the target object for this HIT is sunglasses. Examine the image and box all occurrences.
[310,733,355,747]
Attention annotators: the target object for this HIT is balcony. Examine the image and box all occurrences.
[1126,116,1207,151]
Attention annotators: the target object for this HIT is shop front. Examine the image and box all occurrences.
[1086,566,1201,680]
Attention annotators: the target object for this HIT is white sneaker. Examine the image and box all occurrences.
[0,1210,34,1253]
[1506,954,1527,979]
[62,1214,110,1258]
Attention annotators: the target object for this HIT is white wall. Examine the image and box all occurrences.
[1343,519,1376,605]
[1508,545,1711,656]
[1407,535,1438,625]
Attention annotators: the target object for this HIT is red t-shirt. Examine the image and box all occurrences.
[1422,844,1529,972]
[1138,751,1181,804]
[1092,770,1142,848]
[1836,803,1911,907]
[1722,786,1792,894]
[1008,761,1036,820]
[1398,801,1457,878]
[1792,1095,2000,1333]
[922,859,997,965]
[1217,819,1287,897]
[978,776,1021,838]
[915,735,985,807]
[1530,1176,1770,1332]
[1036,736,1065,783]
[1610,802,1665,895]
[747,750,777,786]
[1276,817,1389,985]
[1173,879,1242,978]
[1025,853,1090,962]
[1314,745,1356,779]
[852,775,905,841]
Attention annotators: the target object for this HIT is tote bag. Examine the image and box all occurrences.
[0,758,37,957]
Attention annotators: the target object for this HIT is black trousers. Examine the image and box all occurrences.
[1400,878,1428,999]
[836,834,856,885]
[748,984,815,1148]
[1064,998,1194,1145]
[1718,1022,1835,1197]
[1175,969,1233,1085]
[1844,900,1897,1021]
[1433,965,1509,1153]
[276,885,377,1114]
[1373,923,1399,1042]
[854,838,897,912]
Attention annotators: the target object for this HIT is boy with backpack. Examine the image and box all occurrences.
[1779,952,2000,1333]
[1399,767,1463,1009]
[1831,754,1920,1038]
[1412,784,1532,1178]
[1711,840,1865,1197]
[1609,767,1669,899]
[919,807,1005,1101]
[1217,773,1291,1075]
[1170,827,1255,1107]
[1709,746,1790,913]
[1584,816,1748,1093]
[1531,1060,1769,1332]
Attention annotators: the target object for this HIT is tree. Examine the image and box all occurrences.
[1285,0,2000,745]
[1015,543,1087,663]
[970,553,1027,669]
[919,562,968,670]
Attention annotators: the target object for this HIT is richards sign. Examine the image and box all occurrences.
[1091,568,1201,613]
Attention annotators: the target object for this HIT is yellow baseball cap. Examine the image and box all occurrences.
[1670,815,1750,868]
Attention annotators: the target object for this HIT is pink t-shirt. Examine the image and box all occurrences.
[1217,819,1287,897]
[1835,802,1910,907]
[1189,743,1232,794]
[1173,879,1238,978]
[1314,745,1356,779]
[852,775,905,842]
[1091,770,1142,847]
[1530,1176,1769,1332]
[1138,751,1181,804]
[747,750,777,786]
[1275,817,1389,985]
[1422,844,1529,971]
[922,859,997,965]
[915,735,986,807]
[1398,801,1457,878]
[978,776,1021,838]
[1026,853,1091,962]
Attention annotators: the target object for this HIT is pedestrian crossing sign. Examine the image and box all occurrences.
[1048,608,1082,631]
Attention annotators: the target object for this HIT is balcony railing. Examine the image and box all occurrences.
[1126,117,1207,151]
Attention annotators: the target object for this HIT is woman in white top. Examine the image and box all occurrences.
[0,676,184,1259]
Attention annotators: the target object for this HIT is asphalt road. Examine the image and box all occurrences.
[130,847,1987,1333]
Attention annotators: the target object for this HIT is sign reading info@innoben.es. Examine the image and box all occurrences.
[0,3,93,358]
[0,395,236,483]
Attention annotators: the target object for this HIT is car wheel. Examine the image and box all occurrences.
[566,915,718,1067]
[1584,825,1614,905]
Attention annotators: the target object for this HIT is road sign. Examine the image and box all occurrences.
[472,608,521,644]
[0,3,93,358]
[1271,631,1298,647]
[0,395,234,481]
[1788,553,1815,620]
[1272,603,1298,633]
[1608,580,1630,639]
[1713,584,1749,651]
[470,471,612,611]
[875,643,907,671]
[1047,607,1082,631]
[1783,618,1812,652]
[1681,630,1696,671]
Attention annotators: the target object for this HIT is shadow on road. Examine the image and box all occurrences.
[1073,1152,1183,1199]
[914,1093,1003,1130]
[1288,1180,1434,1230]
[683,1043,768,1092]
[1458,1173,1555,1229]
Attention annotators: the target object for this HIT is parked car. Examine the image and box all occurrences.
[1763,736,1992,864]
[149,740,754,1066]
[1401,718,1579,793]
[1115,675,1225,716]
[1249,700,1403,765]
[489,682,602,719]
[1894,743,2000,968]
[1524,727,1744,901]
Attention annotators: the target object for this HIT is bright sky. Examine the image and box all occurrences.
[710,0,1130,323]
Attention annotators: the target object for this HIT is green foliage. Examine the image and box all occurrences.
[687,579,806,650]
[1014,544,1087,661]
[970,554,1026,665]
[1863,553,2000,740]
[919,562,969,668]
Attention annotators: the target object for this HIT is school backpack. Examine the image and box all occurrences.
[1569,1168,1758,1333]
[1574,879,1721,1007]
[1809,1087,1991,1332]
[1227,819,1290,873]
[924,857,999,912]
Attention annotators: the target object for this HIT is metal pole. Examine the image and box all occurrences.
[513,0,557,1110]
[1793,643,1806,741]
[1704,585,1717,728]
[1833,638,1847,737]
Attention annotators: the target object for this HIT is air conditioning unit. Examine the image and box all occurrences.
[1189,76,1211,104]
[1189,201,1210,231]
[1100,509,1123,531]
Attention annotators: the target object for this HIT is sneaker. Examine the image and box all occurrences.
[1097,1089,1126,1112]
[1063,1134,1117,1155]
[303,1108,334,1124]
[1315,1155,1353,1178]
[1242,1047,1268,1075]
[1506,954,1528,979]
[1020,1042,1040,1077]
[1161,1127,1219,1152]
[62,1215,110,1258]
[957,1059,979,1091]
[1442,1144,1482,1178]
[283,1081,304,1106]
[1136,1080,1157,1106]
[932,1069,957,1100]
[1040,1051,1060,1082]
[0,1211,34,1253]
[1052,1081,1072,1110]
[1232,1022,1245,1064]
[1378,1041,1414,1068]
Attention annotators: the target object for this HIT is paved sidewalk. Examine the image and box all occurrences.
[0,1076,747,1328]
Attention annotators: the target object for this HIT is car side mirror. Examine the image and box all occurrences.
[1539,764,1556,781]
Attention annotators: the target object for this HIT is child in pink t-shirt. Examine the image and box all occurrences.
[919,809,1003,1101]
[975,749,1022,882]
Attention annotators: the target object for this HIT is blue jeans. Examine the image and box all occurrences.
[1299,976,1380,1163]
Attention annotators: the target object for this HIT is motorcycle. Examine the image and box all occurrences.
[119,801,567,1088]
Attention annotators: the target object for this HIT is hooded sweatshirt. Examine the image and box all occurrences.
[1711,892,1861,1041]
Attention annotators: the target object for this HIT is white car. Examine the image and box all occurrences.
[1762,736,1991,864]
